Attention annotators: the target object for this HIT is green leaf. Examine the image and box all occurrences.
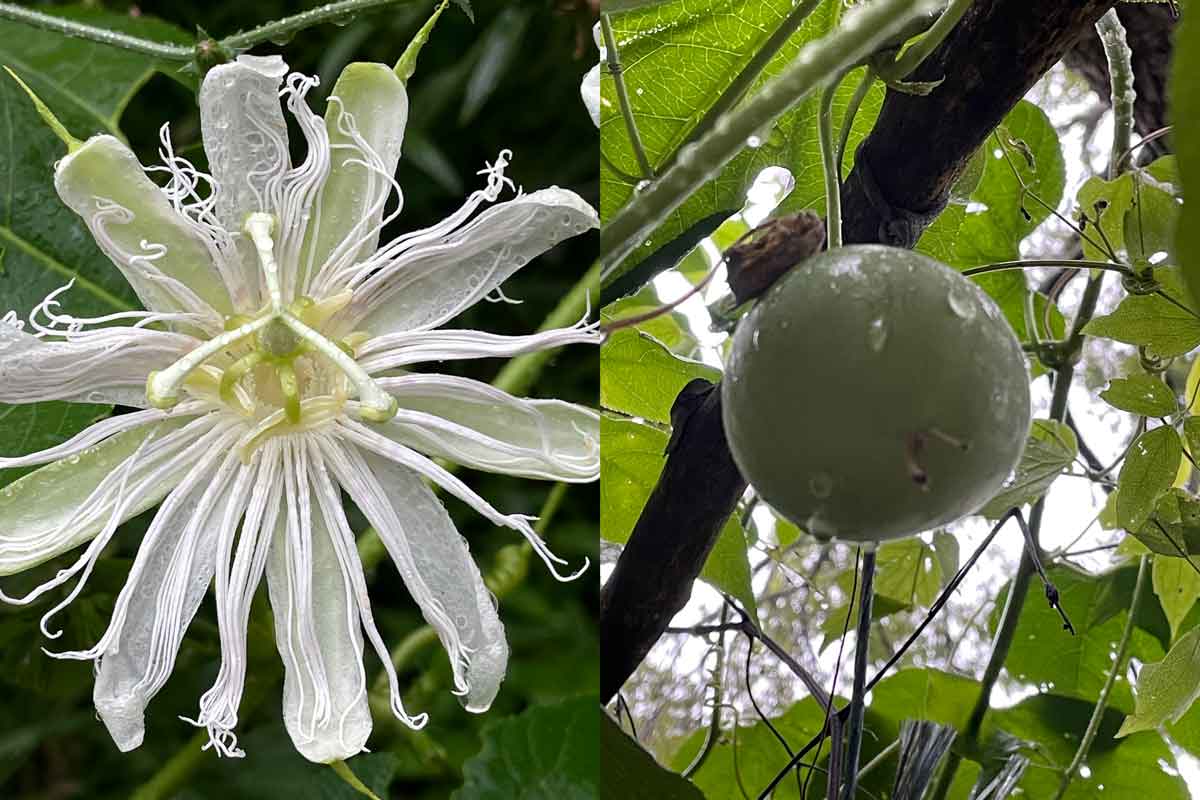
[1100,374,1179,417]
[600,329,720,424]
[601,0,883,280]
[1185,416,1200,454]
[599,415,756,617]
[602,712,704,800]
[1116,426,1183,532]
[1077,156,1180,264]
[458,7,533,124]
[1152,555,1200,642]
[1178,0,1200,308]
[980,419,1077,517]
[991,693,1188,799]
[1127,488,1200,558]
[931,530,960,587]
[955,102,1066,266]
[0,401,110,486]
[454,696,598,799]
[1117,626,1200,737]
[1084,276,1200,359]
[601,289,699,354]
[992,565,1165,713]
[600,415,667,545]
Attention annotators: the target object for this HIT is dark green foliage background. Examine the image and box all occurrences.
[0,1,598,798]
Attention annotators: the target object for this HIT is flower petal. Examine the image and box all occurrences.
[349,187,598,334]
[373,374,598,482]
[320,437,507,713]
[265,438,371,763]
[190,442,280,757]
[300,63,407,295]
[0,321,196,407]
[199,55,292,230]
[581,63,600,127]
[54,135,234,317]
[0,415,206,577]
[355,318,600,373]
[92,432,249,751]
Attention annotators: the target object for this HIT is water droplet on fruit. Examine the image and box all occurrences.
[752,329,761,349]
[867,317,888,351]
[947,285,976,320]
[809,472,833,498]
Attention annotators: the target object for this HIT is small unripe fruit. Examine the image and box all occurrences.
[722,245,1031,542]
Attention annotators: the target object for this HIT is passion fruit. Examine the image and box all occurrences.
[721,245,1031,542]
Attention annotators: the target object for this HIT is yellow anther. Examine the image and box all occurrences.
[277,361,301,424]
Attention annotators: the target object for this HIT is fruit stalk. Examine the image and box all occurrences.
[840,546,877,800]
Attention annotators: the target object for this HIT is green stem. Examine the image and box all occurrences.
[836,68,875,177]
[221,0,412,51]
[601,15,654,180]
[931,270,1107,800]
[882,0,972,79]
[681,0,823,156]
[1095,9,1136,179]
[130,729,212,800]
[962,259,1133,278]
[818,83,843,249]
[601,0,935,278]
[357,262,598,572]
[840,546,877,800]
[682,604,729,779]
[0,2,193,59]
[1052,554,1149,800]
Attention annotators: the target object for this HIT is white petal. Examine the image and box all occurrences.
[348,187,598,334]
[307,438,426,730]
[265,438,371,763]
[300,63,408,295]
[190,442,278,757]
[356,319,600,373]
[200,55,292,231]
[373,374,598,482]
[92,430,248,751]
[337,419,586,582]
[0,318,196,407]
[54,135,234,318]
[0,415,208,577]
[582,63,600,127]
[319,437,507,713]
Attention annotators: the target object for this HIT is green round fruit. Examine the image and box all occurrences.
[721,244,1030,542]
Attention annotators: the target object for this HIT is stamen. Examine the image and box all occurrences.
[219,352,266,412]
[277,362,301,424]
[244,212,284,310]
[280,312,397,422]
[147,315,274,408]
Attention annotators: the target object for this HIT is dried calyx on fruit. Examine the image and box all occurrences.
[722,245,1031,542]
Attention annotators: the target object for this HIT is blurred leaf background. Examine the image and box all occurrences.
[0,0,598,797]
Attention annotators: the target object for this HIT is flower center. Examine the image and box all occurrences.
[144,212,397,428]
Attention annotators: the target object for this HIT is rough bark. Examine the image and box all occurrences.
[600,0,1118,703]
[600,380,746,703]
[841,0,1116,247]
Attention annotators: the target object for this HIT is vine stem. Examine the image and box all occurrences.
[881,0,972,80]
[0,0,413,64]
[1096,9,1136,179]
[818,84,843,249]
[962,259,1133,278]
[0,2,192,59]
[601,0,939,278]
[600,15,654,181]
[840,546,877,800]
[1052,554,1149,800]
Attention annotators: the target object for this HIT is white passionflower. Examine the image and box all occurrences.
[0,55,599,763]
[582,22,601,127]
